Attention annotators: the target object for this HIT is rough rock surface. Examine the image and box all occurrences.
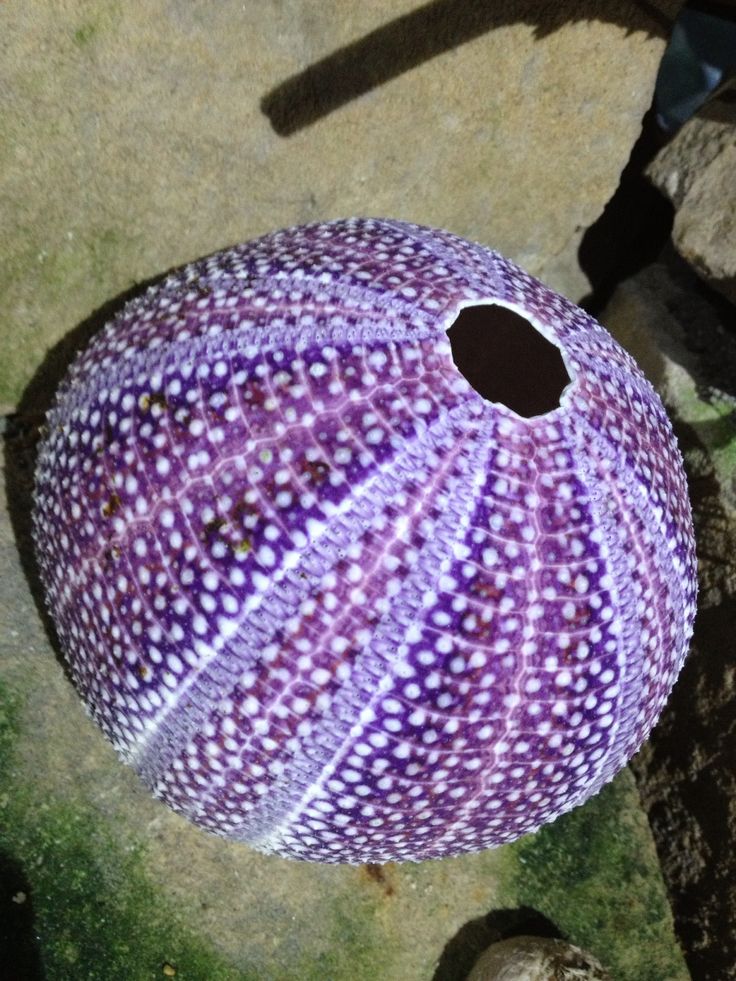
[466,935,611,981]
[0,0,681,411]
[601,254,736,981]
[647,79,736,304]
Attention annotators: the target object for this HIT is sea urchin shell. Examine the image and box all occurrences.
[33,218,697,863]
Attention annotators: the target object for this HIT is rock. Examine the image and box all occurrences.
[0,0,682,411]
[600,254,736,981]
[647,79,736,303]
[600,253,736,506]
[466,935,612,981]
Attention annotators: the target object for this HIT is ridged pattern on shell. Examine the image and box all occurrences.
[33,218,697,863]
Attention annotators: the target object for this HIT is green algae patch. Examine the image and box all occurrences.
[1,805,395,981]
[0,683,242,981]
[0,678,20,758]
[498,769,689,981]
[73,22,98,47]
[296,900,387,981]
[15,810,246,981]
[0,679,398,981]
[674,384,736,504]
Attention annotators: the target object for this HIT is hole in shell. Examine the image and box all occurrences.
[447,304,571,418]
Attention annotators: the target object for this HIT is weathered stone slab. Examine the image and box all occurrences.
[1,0,680,410]
[601,255,736,981]
[647,79,736,304]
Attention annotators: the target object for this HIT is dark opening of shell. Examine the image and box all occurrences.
[447,304,571,417]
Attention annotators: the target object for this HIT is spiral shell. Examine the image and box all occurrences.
[33,218,696,863]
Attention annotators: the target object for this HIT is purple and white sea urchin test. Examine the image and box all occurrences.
[33,218,697,863]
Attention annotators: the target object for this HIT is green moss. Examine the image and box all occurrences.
[668,379,736,501]
[17,810,247,980]
[302,901,385,981]
[0,682,244,981]
[498,771,687,981]
[71,3,124,49]
[0,678,397,980]
[0,678,20,762]
[73,23,98,47]
[690,403,736,492]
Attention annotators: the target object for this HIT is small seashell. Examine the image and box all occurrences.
[32,218,697,863]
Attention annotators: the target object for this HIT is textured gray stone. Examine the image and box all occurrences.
[601,256,736,981]
[467,936,611,981]
[647,79,736,303]
[1,0,681,410]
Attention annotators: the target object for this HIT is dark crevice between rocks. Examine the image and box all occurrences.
[577,55,736,980]
[432,906,561,981]
[0,848,44,980]
[631,414,736,981]
[661,246,736,395]
[577,105,674,316]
